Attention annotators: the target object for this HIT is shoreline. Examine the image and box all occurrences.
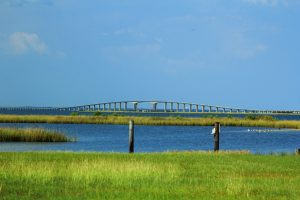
[0,114,299,129]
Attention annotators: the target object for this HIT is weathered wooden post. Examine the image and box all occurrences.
[129,120,134,153]
[214,122,220,152]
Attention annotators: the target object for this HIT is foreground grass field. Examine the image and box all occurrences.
[1,114,300,129]
[0,152,299,200]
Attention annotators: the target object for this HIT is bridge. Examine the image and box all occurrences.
[0,100,300,115]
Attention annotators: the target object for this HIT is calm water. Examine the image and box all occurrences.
[0,123,299,153]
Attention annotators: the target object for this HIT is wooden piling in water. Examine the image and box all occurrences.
[214,122,220,152]
[129,120,134,153]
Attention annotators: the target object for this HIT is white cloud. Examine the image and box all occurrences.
[102,43,161,61]
[243,0,279,6]
[255,44,268,52]
[162,52,206,76]
[0,32,5,48]
[242,0,300,6]
[55,50,66,58]
[113,28,145,38]
[163,58,205,76]
[9,32,47,54]
[238,43,268,59]
[100,43,161,69]
[117,43,161,55]
[223,30,269,59]
[0,0,53,6]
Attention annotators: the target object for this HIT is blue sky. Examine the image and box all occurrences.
[0,0,299,110]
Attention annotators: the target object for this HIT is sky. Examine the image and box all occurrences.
[0,0,299,110]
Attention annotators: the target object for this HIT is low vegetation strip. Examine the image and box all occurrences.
[0,127,73,142]
[0,152,299,200]
[0,114,300,129]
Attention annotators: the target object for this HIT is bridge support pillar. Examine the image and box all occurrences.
[164,102,167,112]
[114,103,117,111]
[183,104,186,112]
[152,102,158,112]
[202,105,205,112]
[209,106,212,113]
[196,105,199,112]
[119,102,122,111]
[170,103,173,112]
[176,103,179,112]
[133,102,138,111]
[189,104,192,112]
[124,102,128,111]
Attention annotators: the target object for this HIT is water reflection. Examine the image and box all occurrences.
[0,123,299,153]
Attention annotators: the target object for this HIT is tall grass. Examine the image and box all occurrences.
[0,152,299,199]
[0,127,74,142]
[0,114,300,129]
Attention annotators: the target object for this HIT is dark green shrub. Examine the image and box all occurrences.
[70,112,79,116]
[93,111,101,116]
[245,115,276,121]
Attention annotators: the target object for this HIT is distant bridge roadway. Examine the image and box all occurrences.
[0,100,299,115]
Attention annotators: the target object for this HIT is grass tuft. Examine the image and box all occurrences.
[0,127,74,142]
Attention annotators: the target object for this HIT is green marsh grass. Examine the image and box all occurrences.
[0,127,74,142]
[0,152,299,199]
[0,114,300,129]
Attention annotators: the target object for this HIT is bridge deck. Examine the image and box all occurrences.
[0,100,299,115]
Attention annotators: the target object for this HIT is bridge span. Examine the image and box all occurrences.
[1,100,299,115]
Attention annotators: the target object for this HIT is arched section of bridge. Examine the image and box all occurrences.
[56,101,300,115]
[1,101,300,115]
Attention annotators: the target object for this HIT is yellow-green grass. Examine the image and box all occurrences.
[0,114,300,129]
[0,152,299,199]
[0,127,73,142]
